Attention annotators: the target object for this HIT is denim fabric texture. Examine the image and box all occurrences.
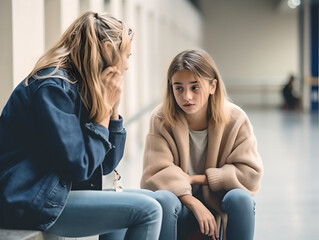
[0,68,126,230]
[98,189,181,240]
[46,189,183,240]
[177,188,255,240]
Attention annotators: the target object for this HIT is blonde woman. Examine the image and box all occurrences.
[141,49,263,240]
[0,12,177,240]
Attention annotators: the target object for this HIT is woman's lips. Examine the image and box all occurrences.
[183,103,194,107]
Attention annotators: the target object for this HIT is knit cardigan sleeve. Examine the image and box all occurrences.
[205,105,263,195]
[140,107,192,197]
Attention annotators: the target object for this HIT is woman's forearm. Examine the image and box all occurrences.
[179,194,200,211]
[189,174,208,185]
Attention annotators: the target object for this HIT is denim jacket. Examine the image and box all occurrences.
[0,68,126,230]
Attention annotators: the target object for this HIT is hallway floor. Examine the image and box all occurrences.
[118,107,319,240]
[247,108,319,240]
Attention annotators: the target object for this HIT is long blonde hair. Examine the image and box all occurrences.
[26,11,133,122]
[163,49,229,127]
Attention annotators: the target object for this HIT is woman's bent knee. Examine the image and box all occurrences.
[222,189,255,240]
[221,189,255,213]
[153,190,181,215]
[139,195,163,221]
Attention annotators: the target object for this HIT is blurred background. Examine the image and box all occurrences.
[0,0,318,239]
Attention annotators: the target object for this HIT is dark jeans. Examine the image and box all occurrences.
[177,188,255,240]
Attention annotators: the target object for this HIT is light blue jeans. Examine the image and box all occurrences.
[99,188,255,240]
[99,189,181,240]
[46,189,179,240]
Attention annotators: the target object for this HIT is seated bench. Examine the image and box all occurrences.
[0,229,97,240]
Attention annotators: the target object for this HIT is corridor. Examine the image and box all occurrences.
[118,107,319,240]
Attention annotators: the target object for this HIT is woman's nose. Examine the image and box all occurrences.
[183,89,192,101]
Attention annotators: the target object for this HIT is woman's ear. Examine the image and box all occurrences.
[209,79,217,95]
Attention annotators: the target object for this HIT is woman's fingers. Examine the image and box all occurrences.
[101,66,122,87]
[180,196,220,239]
[101,66,123,108]
[104,70,122,86]
[102,66,118,76]
[201,218,217,236]
[198,214,219,239]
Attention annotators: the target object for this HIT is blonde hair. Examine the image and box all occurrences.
[26,11,133,122]
[163,49,229,127]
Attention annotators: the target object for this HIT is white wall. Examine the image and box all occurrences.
[200,0,300,108]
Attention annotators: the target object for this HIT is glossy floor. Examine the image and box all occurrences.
[117,107,319,240]
[248,108,319,240]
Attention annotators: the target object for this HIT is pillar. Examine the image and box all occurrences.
[0,0,13,111]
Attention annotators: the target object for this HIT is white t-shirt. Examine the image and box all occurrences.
[188,128,208,193]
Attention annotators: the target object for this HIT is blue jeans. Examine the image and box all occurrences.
[222,189,255,240]
[99,189,182,240]
[100,188,255,240]
[177,188,256,240]
[46,189,168,240]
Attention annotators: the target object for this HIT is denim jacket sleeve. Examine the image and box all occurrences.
[101,116,126,175]
[32,80,125,182]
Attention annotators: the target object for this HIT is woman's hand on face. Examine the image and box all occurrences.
[101,66,122,116]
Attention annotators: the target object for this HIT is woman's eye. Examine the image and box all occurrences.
[175,87,183,92]
[192,85,200,91]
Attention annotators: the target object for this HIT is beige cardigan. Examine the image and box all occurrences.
[140,102,263,238]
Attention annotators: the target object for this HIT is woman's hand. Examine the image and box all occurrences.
[98,67,122,127]
[179,195,219,240]
[101,66,122,111]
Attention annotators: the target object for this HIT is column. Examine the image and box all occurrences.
[45,0,79,50]
[0,0,13,111]
[122,0,139,159]
[110,0,122,19]
[12,0,45,87]
[79,0,104,14]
